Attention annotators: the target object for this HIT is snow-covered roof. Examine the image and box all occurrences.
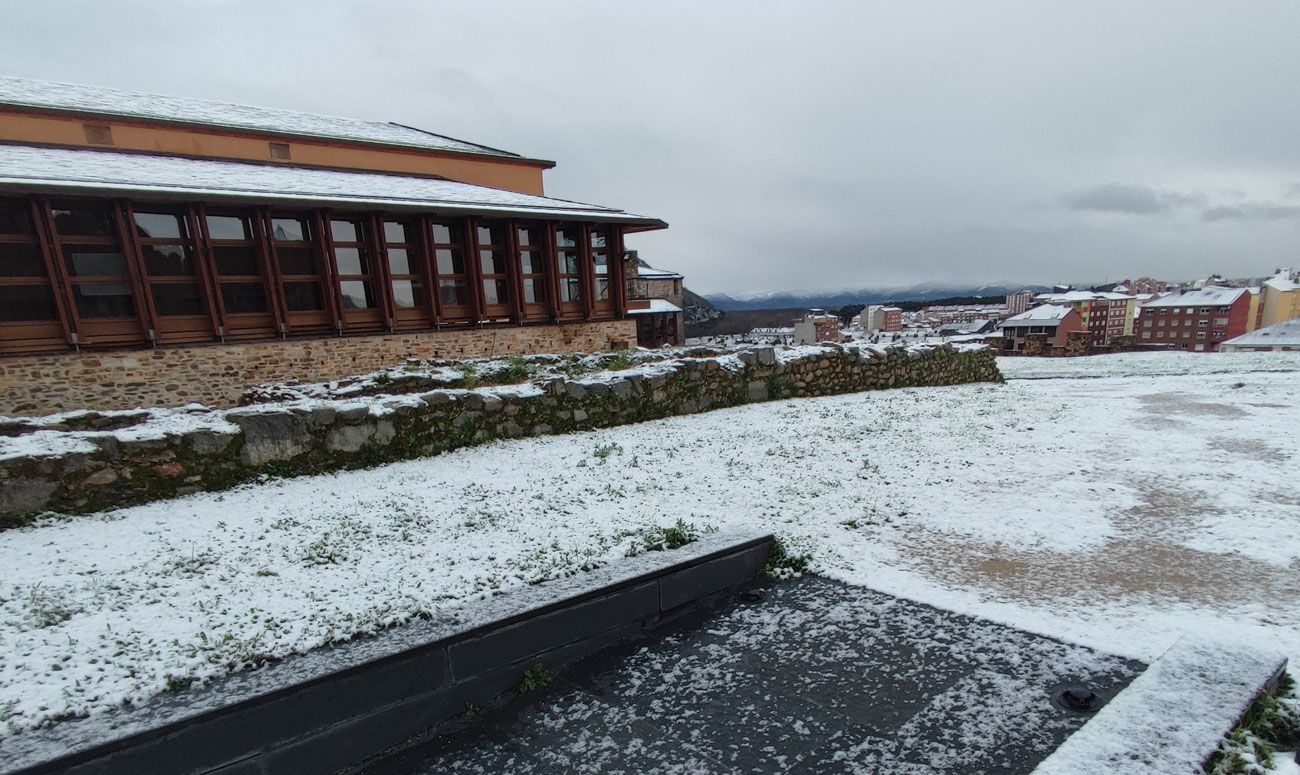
[1002,304,1074,326]
[0,144,664,226]
[636,264,683,280]
[626,298,683,315]
[0,76,534,162]
[937,319,993,333]
[1220,319,1300,348]
[1141,287,1247,308]
[1264,273,1299,292]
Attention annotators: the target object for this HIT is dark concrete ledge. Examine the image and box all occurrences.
[1,531,774,775]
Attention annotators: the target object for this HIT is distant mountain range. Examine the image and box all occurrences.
[704,282,1049,311]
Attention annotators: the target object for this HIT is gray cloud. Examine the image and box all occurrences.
[2,1,1300,293]
[1202,203,1300,222]
[1059,184,1204,215]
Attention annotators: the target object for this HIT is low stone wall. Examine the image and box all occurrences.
[0,344,1001,524]
[0,320,637,416]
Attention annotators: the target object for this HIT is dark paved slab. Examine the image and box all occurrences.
[359,576,1141,774]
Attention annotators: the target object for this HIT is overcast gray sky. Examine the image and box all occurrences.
[3,1,1298,295]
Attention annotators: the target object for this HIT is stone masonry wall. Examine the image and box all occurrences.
[0,321,636,416]
[0,344,1001,524]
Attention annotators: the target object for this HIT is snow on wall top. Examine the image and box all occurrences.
[0,144,660,224]
[0,76,527,160]
[635,264,683,279]
[1141,287,1248,308]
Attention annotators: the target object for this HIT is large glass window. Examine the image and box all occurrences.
[555,226,582,304]
[206,212,271,317]
[0,200,59,324]
[476,222,510,312]
[132,210,207,318]
[516,225,547,307]
[383,219,426,311]
[52,204,136,319]
[269,215,326,313]
[431,220,470,313]
[329,218,376,311]
[591,226,611,302]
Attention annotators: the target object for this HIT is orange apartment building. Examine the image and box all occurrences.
[0,77,668,411]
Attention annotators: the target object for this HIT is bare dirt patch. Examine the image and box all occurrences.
[900,479,1300,609]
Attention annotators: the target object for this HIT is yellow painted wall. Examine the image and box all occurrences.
[1246,291,1262,332]
[1260,285,1300,327]
[0,109,549,195]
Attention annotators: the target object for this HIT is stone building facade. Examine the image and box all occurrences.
[0,320,634,415]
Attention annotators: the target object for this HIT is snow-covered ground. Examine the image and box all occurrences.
[999,349,1300,380]
[2,353,1299,738]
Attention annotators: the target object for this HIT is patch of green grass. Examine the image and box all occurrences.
[593,442,623,461]
[634,519,700,554]
[498,356,533,384]
[604,353,633,371]
[1209,672,1300,774]
[26,585,80,629]
[519,662,552,694]
[763,540,812,580]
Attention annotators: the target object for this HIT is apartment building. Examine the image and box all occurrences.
[1034,291,1135,346]
[1137,288,1251,351]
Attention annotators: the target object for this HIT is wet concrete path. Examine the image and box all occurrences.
[360,576,1140,774]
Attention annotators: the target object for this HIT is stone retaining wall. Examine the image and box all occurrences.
[0,344,1001,524]
[0,320,637,416]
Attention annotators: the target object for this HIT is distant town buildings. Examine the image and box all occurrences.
[747,327,796,345]
[1033,291,1136,346]
[999,305,1084,353]
[920,303,1005,325]
[859,305,902,333]
[1136,288,1251,351]
[793,309,842,344]
[1005,291,1034,316]
[1125,277,1171,295]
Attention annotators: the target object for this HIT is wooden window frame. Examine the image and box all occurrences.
[515,221,553,322]
[473,219,513,321]
[126,203,218,345]
[325,213,386,332]
[265,210,335,334]
[0,195,642,355]
[587,224,616,318]
[45,199,150,347]
[553,223,585,320]
[382,216,434,331]
[430,217,473,323]
[0,198,71,354]
[197,206,281,340]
